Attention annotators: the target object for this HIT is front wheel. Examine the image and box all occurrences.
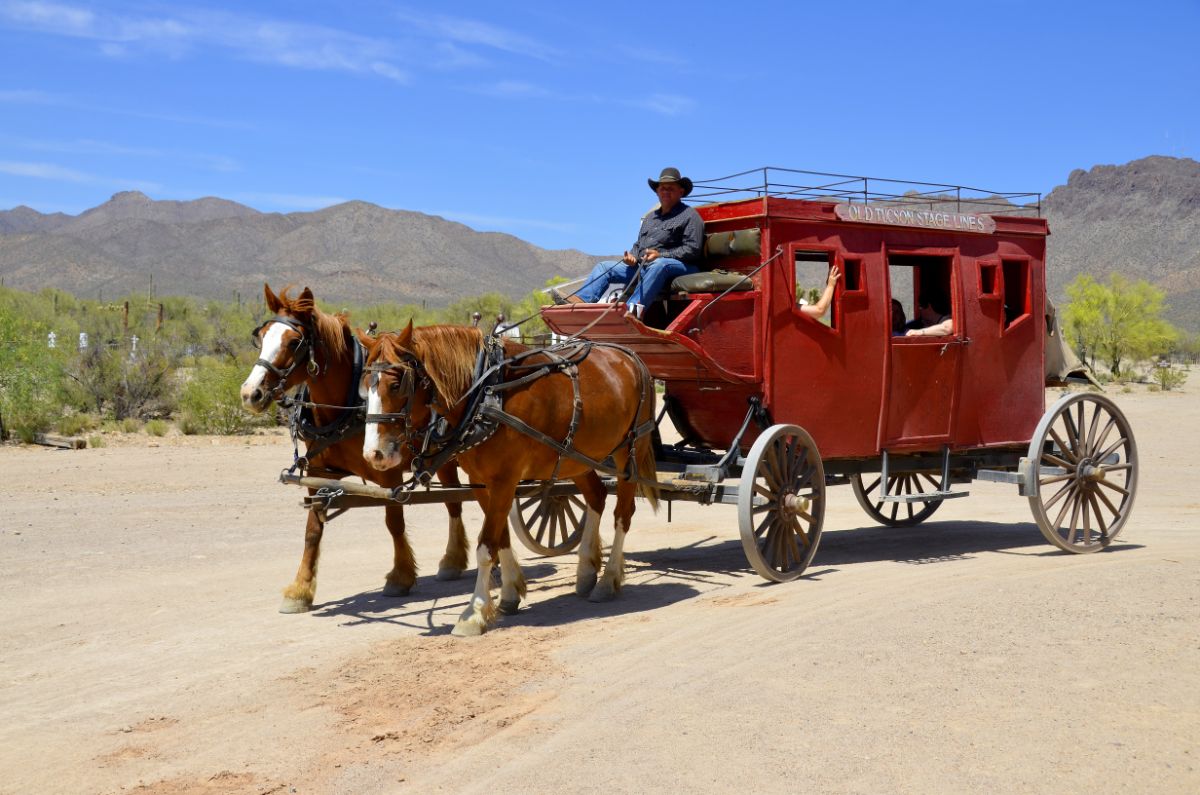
[737,424,825,582]
[509,487,586,556]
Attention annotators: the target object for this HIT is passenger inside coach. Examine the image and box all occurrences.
[905,285,953,337]
[891,299,907,336]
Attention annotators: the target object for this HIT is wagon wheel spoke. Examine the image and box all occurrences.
[1087,492,1110,539]
[1042,479,1076,512]
[1041,452,1075,471]
[1048,428,1078,464]
[1087,415,1116,460]
[1095,479,1131,498]
[1095,436,1130,468]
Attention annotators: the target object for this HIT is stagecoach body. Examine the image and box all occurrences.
[543,185,1050,462]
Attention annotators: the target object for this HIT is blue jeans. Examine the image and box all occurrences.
[575,258,697,308]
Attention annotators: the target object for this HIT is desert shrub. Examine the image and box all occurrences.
[1152,362,1188,391]
[63,344,178,420]
[144,419,169,436]
[119,417,141,433]
[178,358,268,435]
[87,434,105,448]
[57,413,99,436]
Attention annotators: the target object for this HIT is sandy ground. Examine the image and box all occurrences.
[1,381,1197,794]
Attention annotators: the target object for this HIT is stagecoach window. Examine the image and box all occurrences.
[793,249,838,328]
[1002,259,1031,329]
[842,259,863,292]
[887,253,955,338]
[979,262,999,297]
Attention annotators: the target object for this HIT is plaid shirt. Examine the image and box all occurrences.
[630,202,703,265]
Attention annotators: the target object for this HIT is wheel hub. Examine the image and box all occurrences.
[781,492,810,515]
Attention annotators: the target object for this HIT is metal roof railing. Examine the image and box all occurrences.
[690,166,1042,217]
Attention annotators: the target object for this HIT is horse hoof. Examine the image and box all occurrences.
[499,599,521,616]
[279,598,313,614]
[436,566,464,581]
[588,582,617,603]
[381,582,411,597]
[575,573,598,598]
[451,619,486,637]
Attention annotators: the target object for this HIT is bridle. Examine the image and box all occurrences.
[363,353,435,443]
[250,315,318,398]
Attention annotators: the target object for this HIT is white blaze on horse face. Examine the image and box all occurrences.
[363,375,388,464]
[241,322,288,396]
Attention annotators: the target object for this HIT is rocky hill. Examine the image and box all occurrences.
[1042,156,1200,332]
[1,156,1197,330]
[0,192,597,307]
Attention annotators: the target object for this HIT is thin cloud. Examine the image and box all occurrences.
[0,158,160,192]
[1,135,240,172]
[393,7,561,62]
[0,1,410,83]
[0,86,255,129]
[629,93,696,117]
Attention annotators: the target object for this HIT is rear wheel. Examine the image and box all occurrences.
[1027,393,1138,552]
[738,424,825,582]
[509,488,586,556]
[851,472,944,527]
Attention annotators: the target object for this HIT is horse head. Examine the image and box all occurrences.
[361,321,436,471]
[240,283,321,413]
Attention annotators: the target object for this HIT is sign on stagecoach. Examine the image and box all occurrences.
[834,202,997,234]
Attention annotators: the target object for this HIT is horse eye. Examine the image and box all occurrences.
[286,338,300,350]
[387,379,402,393]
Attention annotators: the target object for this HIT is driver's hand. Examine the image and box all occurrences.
[643,249,660,262]
[622,251,638,265]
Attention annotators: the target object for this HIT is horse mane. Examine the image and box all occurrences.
[380,325,482,404]
[276,286,352,365]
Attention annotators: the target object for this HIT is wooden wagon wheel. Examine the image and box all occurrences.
[1027,392,1138,553]
[851,471,944,527]
[509,488,586,556]
[738,424,825,582]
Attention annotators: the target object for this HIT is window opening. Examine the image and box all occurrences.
[842,258,863,293]
[887,254,954,338]
[1002,259,1030,328]
[979,261,998,297]
[793,249,838,328]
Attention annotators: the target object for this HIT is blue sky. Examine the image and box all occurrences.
[1,0,1197,255]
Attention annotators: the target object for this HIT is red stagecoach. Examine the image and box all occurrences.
[520,167,1137,580]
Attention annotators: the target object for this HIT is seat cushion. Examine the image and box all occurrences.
[671,269,754,294]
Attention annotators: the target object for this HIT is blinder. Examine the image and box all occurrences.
[250,315,317,395]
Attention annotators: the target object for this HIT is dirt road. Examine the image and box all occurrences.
[1,383,1197,794]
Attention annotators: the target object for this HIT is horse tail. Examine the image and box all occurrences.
[634,365,660,513]
[636,433,660,512]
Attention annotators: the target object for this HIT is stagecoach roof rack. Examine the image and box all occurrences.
[690,166,1042,217]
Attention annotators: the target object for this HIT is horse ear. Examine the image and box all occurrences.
[295,287,316,317]
[397,319,414,349]
[264,283,282,314]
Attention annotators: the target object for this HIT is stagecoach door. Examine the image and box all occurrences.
[881,253,964,448]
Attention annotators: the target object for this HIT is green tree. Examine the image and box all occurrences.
[1063,274,1177,379]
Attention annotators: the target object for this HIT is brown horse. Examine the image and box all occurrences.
[361,323,658,636]
[240,285,469,613]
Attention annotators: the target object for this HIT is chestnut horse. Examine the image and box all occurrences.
[361,323,658,636]
[240,285,469,613]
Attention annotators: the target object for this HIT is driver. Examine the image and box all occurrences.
[562,167,703,319]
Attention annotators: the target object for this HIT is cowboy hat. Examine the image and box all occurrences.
[648,167,693,196]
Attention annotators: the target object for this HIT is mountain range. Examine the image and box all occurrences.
[2,155,1197,331]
